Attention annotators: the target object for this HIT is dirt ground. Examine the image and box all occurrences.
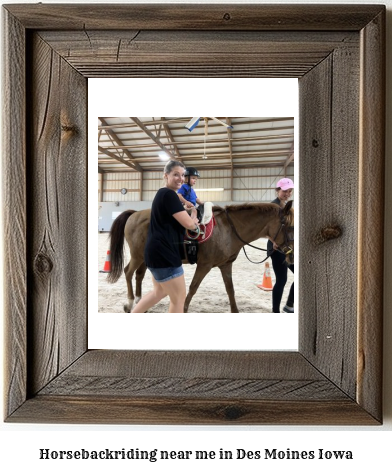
[98,232,294,313]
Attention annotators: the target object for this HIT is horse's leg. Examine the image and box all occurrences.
[134,263,147,305]
[123,258,143,313]
[184,264,213,313]
[218,261,239,313]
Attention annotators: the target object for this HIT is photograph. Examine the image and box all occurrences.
[97,117,295,314]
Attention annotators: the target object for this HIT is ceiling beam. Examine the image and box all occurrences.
[98,134,294,150]
[98,116,293,130]
[100,124,293,137]
[125,149,292,161]
[98,117,295,174]
[163,117,181,159]
[99,117,143,172]
[284,152,294,167]
[283,143,295,175]
[130,117,176,160]
[98,146,141,172]
[101,161,290,172]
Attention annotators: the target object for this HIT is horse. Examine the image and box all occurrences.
[107,201,294,313]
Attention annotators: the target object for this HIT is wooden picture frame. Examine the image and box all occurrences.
[3,4,385,424]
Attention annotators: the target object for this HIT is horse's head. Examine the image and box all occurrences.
[270,201,294,265]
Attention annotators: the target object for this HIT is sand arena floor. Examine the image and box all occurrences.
[98,232,294,313]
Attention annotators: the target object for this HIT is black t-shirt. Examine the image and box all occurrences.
[145,187,186,268]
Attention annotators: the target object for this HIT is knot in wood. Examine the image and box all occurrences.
[61,124,77,133]
[314,225,342,245]
[223,405,244,420]
[34,252,53,275]
[60,112,77,139]
[223,13,231,21]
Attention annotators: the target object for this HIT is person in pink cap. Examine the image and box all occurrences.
[267,177,294,313]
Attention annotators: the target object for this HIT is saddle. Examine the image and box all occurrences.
[198,202,213,226]
[184,202,216,264]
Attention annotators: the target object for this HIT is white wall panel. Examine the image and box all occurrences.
[99,165,295,203]
[142,190,158,201]
[197,190,230,203]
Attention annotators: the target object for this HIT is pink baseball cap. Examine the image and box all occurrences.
[276,178,294,190]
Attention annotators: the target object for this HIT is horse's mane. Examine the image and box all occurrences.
[213,202,280,215]
[285,207,294,226]
[212,205,224,214]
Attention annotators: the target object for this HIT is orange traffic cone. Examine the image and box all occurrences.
[257,262,273,291]
[99,250,111,273]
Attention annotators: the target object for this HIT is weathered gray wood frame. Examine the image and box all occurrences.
[2,4,385,424]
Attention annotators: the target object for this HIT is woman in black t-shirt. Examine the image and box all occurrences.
[132,160,200,313]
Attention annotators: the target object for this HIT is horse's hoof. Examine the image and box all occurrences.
[124,304,131,313]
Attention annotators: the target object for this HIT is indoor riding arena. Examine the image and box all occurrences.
[98,117,295,313]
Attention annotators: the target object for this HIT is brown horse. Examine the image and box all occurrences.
[107,202,294,313]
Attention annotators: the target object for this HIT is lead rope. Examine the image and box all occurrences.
[242,246,271,264]
[225,209,271,264]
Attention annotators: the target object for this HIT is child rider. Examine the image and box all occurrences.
[177,167,204,219]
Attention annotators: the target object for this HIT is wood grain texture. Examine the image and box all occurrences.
[39,377,347,400]
[26,33,87,396]
[58,350,325,379]
[299,42,360,399]
[37,351,347,400]
[38,30,358,78]
[8,350,379,424]
[2,8,27,419]
[4,4,384,30]
[10,396,378,425]
[357,9,385,422]
[2,4,385,425]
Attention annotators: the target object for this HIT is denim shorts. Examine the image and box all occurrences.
[148,265,184,283]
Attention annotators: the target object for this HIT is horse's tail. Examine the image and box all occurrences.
[107,210,137,284]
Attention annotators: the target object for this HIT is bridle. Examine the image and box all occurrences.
[272,208,294,257]
[224,207,294,264]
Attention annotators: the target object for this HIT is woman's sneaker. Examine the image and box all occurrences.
[283,304,294,313]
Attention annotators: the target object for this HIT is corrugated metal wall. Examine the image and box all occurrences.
[142,171,164,201]
[99,172,142,202]
[98,165,294,204]
[232,167,294,202]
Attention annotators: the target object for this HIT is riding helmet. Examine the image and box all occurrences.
[185,167,200,178]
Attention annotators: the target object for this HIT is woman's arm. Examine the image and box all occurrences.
[172,210,199,230]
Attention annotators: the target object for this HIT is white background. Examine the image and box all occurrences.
[88,77,299,351]
[1,1,391,473]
